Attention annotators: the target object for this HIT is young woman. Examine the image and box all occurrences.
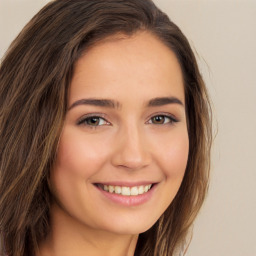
[0,0,212,255]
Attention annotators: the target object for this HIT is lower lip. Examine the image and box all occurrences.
[95,185,157,206]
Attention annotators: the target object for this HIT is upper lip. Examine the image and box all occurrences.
[94,181,158,187]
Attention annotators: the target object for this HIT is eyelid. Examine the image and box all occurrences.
[146,112,179,124]
[77,113,111,126]
[76,112,179,127]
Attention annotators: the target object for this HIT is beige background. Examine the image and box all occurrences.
[0,0,255,255]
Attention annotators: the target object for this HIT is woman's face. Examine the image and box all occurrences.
[51,31,189,235]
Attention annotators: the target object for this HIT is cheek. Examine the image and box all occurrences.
[50,128,112,215]
[54,128,111,179]
[155,129,189,178]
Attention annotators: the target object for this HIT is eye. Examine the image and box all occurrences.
[148,115,177,125]
[77,116,110,127]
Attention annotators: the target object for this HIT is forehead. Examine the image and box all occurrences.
[70,31,184,105]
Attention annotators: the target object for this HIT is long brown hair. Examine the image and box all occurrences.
[0,0,212,255]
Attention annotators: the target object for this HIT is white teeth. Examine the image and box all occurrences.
[115,186,121,194]
[138,186,144,194]
[101,184,152,196]
[130,187,139,196]
[122,187,130,196]
[145,185,152,192]
[109,185,115,193]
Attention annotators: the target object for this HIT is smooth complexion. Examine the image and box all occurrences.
[40,32,189,256]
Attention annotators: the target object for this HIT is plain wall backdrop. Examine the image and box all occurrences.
[0,0,256,255]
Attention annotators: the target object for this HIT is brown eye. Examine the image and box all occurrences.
[149,115,177,125]
[86,117,101,126]
[152,115,166,124]
[78,116,109,126]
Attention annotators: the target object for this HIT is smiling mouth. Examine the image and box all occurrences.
[95,184,154,196]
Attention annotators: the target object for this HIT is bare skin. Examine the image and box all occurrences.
[39,204,138,256]
[38,31,188,256]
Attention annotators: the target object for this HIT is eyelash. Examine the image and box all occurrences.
[77,113,178,128]
[77,114,110,127]
[147,114,178,125]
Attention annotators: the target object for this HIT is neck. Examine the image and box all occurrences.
[38,203,138,256]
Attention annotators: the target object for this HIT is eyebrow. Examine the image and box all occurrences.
[147,97,184,107]
[68,96,184,111]
[68,98,120,110]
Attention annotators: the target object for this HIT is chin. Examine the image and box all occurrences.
[98,215,158,235]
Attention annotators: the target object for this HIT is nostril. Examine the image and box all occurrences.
[110,132,151,169]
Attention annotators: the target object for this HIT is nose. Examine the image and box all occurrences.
[110,124,151,170]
